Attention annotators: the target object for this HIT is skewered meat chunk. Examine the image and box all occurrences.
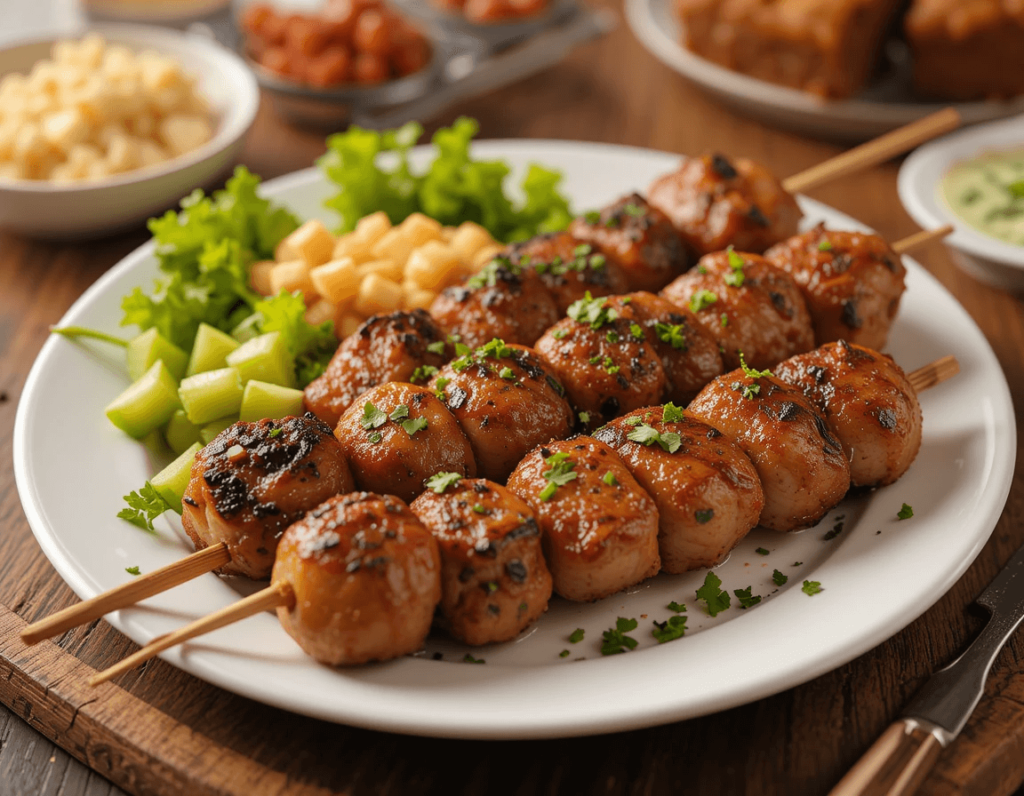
[410,477,551,645]
[507,437,661,601]
[764,224,906,351]
[604,292,724,404]
[334,382,476,503]
[182,414,355,579]
[648,154,801,255]
[428,341,574,481]
[688,369,850,532]
[534,295,668,429]
[661,251,814,371]
[303,310,449,428]
[504,232,630,312]
[906,0,1024,101]
[774,341,922,487]
[429,257,560,348]
[594,406,763,573]
[674,0,904,99]
[273,493,441,665]
[568,193,691,292]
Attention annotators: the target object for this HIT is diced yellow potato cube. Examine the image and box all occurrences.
[101,45,138,79]
[78,33,106,69]
[354,211,391,245]
[399,212,444,241]
[250,260,276,296]
[278,219,336,267]
[370,227,416,268]
[269,260,316,301]
[355,274,403,316]
[473,243,505,269]
[84,159,111,181]
[405,241,462,291]
[451,222,496,263]
[105,132,138,172]
[358,258,403,283]
[332,234,374,264]
[13,123,46,161]
[304,299,340,327]
[404,286,436,311]
[338,312,364,339]
[159,114,212,157]
[0,162,26,180]
[136,138,167,168]
[310,257,361,305]
[138,50,182,92]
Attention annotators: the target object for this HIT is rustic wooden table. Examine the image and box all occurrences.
[4,6,1024,795]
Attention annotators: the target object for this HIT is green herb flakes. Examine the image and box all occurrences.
[667,601,686,613]
[601,617,639,655]
[897,503,914,520]
[689,290,718,313]
[361,402,388,430]
[426,471,463,494]
[755,547,770,556]
[696,571,731,616]
[569,628,585,644]
[694,509,714,524]
[802,580,823,596]
[733,586,762,609]
[118,482,172,534]
[652,615,687,643]
[772,569,788,586]
[125,566,141,576]
[463,653,486,664]
[662,402,684,423]
[539,452,578,501]
[602,471,618,487]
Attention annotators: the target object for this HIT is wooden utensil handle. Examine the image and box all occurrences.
[829,721,944,796]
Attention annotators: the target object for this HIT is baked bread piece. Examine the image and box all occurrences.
[675,0,903,98]
[906,0,1024,100]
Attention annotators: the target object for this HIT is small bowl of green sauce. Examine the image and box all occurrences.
[899,115,1024,290]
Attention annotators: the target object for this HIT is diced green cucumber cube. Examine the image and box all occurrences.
[126,328,188,382]
[186,323,241,377]
[226,331,295,388]
[200,417,237,444]
[231,314,261,345]
[150,442,201,514]
[164,409,203,455]
[105,360,182,439]
[178,367,244,425]
[240,380,306,422]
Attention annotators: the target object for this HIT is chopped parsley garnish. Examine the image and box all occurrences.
[697,264,708,275]
[604,357,620,375]
[720,313,729,328]
[654,322,686,351]
[584,210,601,224]
[389,404,410,422]
[472,503,487,514]
[755,547,770,556]
[268,427,282,438]
[559,649,571,658]
[694,509,714,524]
[589,355,602,365]
[621,296,632,304]
[733,586,762,609]
[539,452,578,501]
[651,615,687,643]
[772,569,788,586]
[125,566,141,576]
[604,215,621,228]
[689,289,718,313]
[732,353,773,400]
[623,416,643,426]
[724,247,745,287]
[569,628,585,643]
[454,341,470,356]
[360,402,388,430]
[552,328,568,340]
[499,366,516,380]
[606,330,620,344]
[410,364,439,384]
[426,471,463,494]
[662,402,684,423]
[368,431,382,444]
[433,376,450,400]
[818,240,833,252]
[624,203,646,217]
[630,323,644,340]
[696,571,730,616]
[627,423,682,453]
[739,352,772,380]
[402,417,428,436]
[802,580,823,596]
[426,340,446,355]
[118,482,172,533]
[578,411,590,424]
[897,503,914,520]
[793,561,803,566]
[463,653,486,664]
[467,257,518,289]
[483,581,499,594]
[602,471,618,487]
[667,601,686,613]
[600,617,639,655]
[567,292,618,329]
[477,338,513,360]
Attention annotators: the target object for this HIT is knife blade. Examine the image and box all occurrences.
[830,540,1024,796]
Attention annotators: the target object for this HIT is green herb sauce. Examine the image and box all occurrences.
[941,149,1024,247]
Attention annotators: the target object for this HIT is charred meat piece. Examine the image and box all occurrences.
[303,310,450,428]
[182,414,355,578]
[410,478,551,645]
[507,436,660,601]
[273,492,441,665]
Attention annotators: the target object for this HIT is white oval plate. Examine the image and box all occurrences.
[624,0,1024,143]
[13,141,1015,739]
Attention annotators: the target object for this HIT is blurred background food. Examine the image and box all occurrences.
[673,0,1024,102]
[0,32,214,182]
[239,0,432,88]
[431,0,549,25]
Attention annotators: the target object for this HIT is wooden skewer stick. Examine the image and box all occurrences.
[20,542,231,645]
[89,581,295,686]
[782,108,961,195]
[908,355,960,393]
[892,225,954,255]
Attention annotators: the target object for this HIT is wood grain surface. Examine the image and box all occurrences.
[4,4,1024,794]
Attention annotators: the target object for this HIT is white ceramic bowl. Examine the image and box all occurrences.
[0,23,259,239]
[898,115,1024,290]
